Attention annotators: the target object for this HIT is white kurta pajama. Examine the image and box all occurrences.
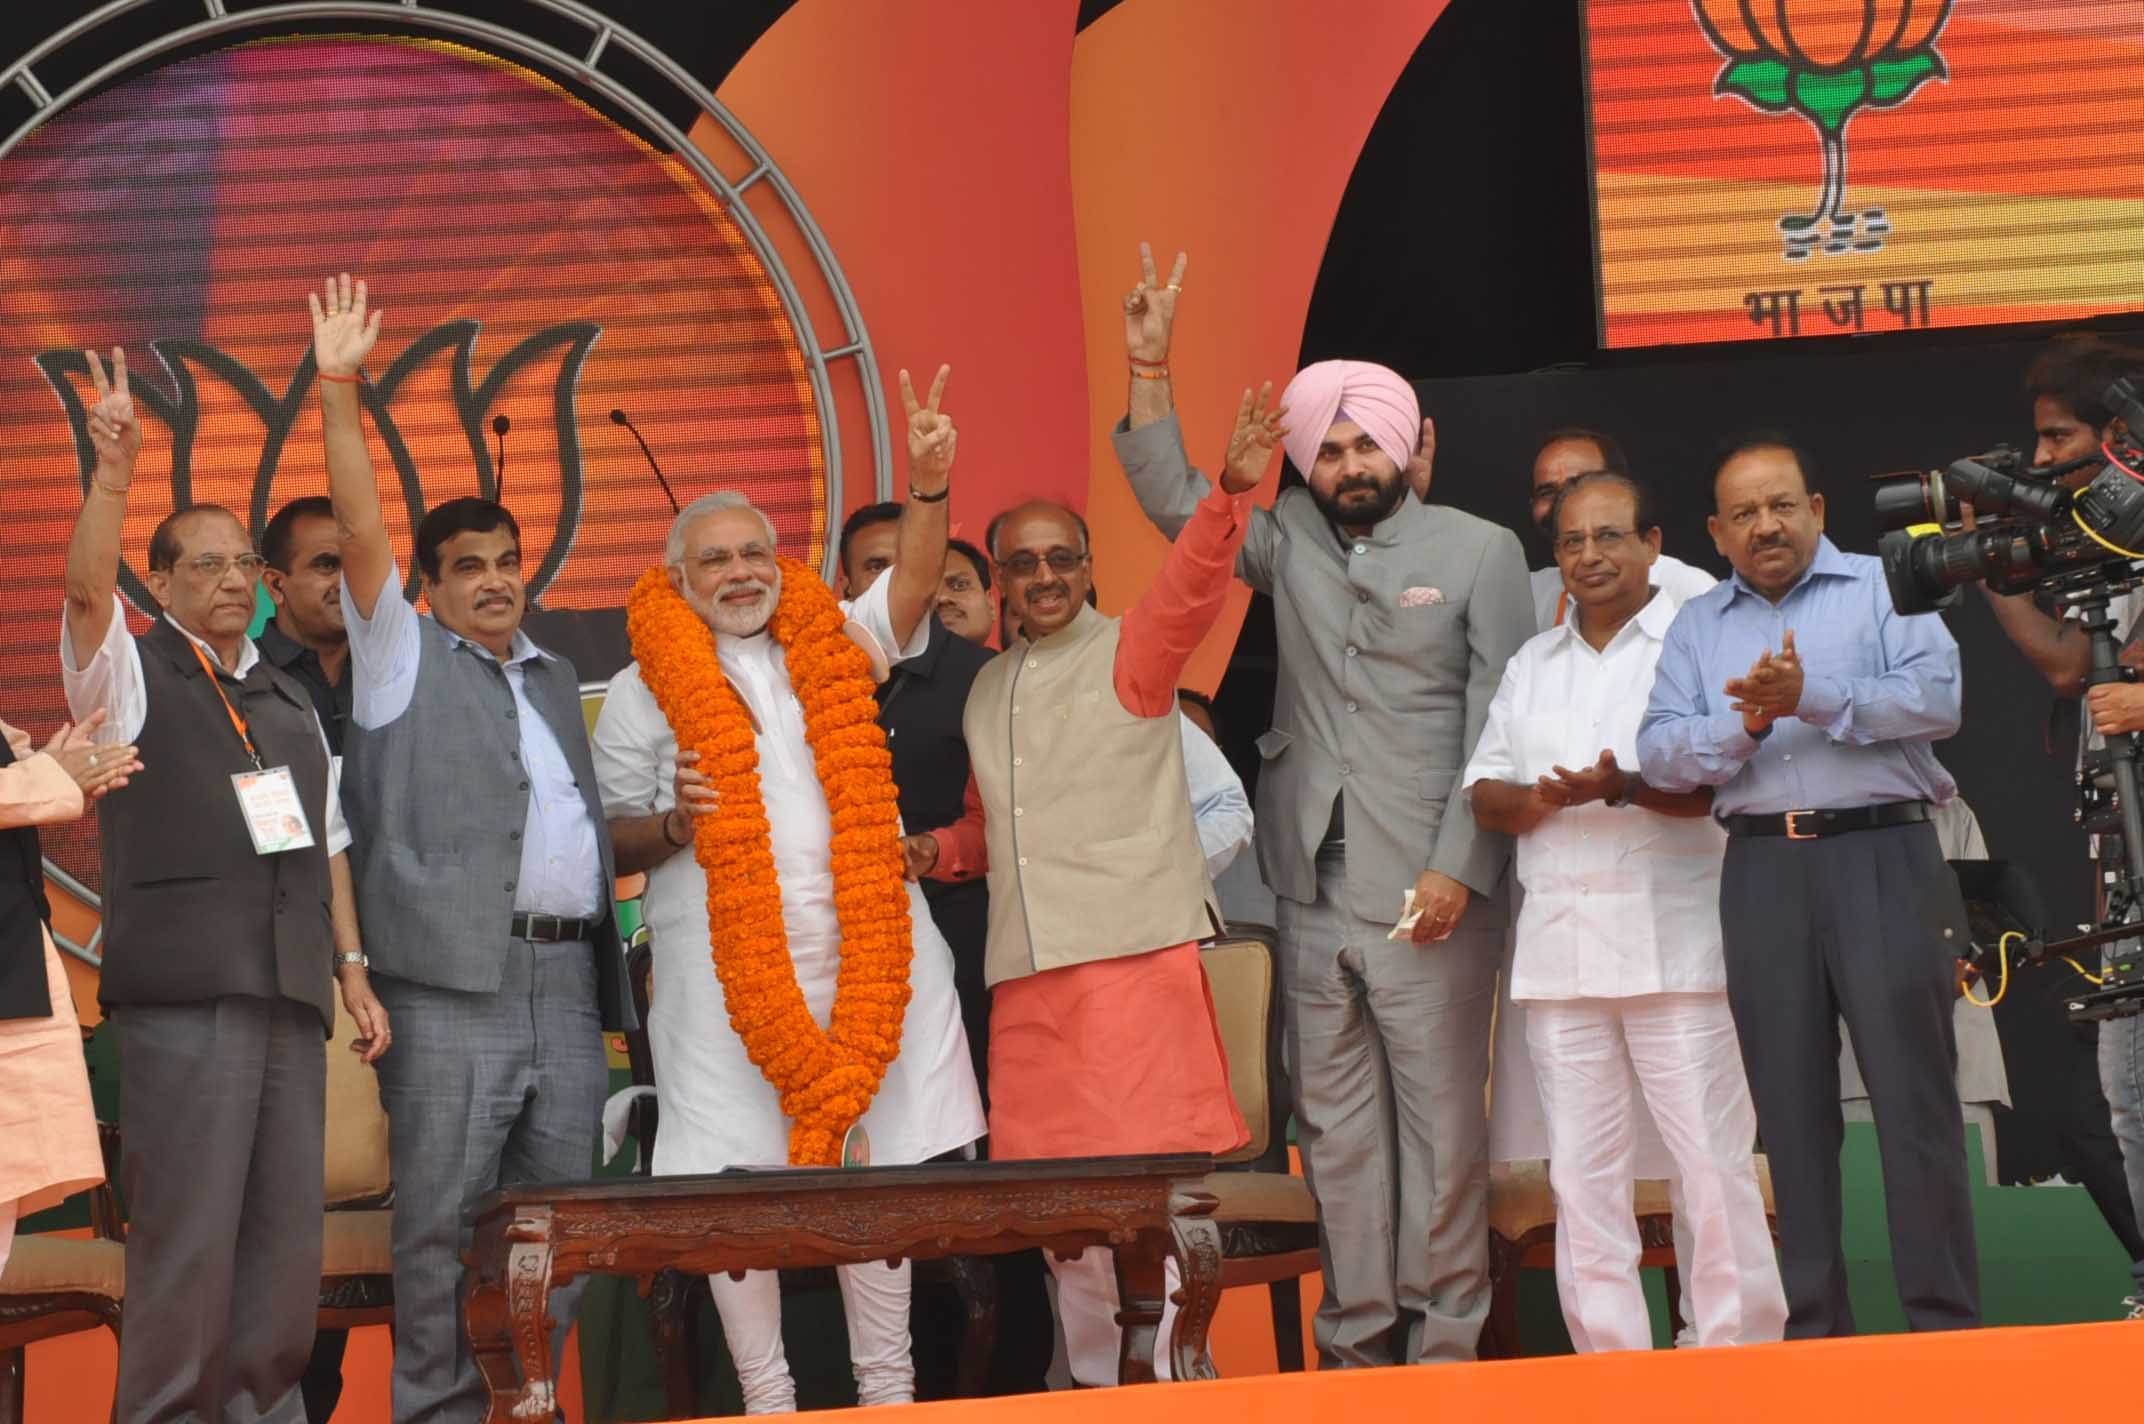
[1465,588,1786,1353]
[591,571,985,1413]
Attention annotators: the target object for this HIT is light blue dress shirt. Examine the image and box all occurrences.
[344,563,603,918]
[1180,712,1252,879]
[1636,536,1960,817]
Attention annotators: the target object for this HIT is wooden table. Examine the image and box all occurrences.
[464,1153,1221,1421]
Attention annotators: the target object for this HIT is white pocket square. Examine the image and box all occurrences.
[1398,586,1445,608]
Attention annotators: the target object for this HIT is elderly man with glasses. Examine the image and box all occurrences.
[59,346,387,1424]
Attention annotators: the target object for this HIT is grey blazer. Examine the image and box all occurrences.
[1115,413,1534,926]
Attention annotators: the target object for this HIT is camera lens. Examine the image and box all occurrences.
[1873,472,1946,533]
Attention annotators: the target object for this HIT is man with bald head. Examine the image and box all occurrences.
[593,370,983,1412]
[1638,434,1977,1338]
[61,348,386,1423]
[1524,428,1713,632]
[1113,245,1533,1366]
[959,388,1276,1386]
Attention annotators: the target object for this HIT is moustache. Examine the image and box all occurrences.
[1335,476,1383,496]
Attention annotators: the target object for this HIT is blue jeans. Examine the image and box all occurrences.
[2099,991,2144,1266]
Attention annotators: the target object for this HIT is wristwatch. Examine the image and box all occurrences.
[335,950,369,971]
[1604,771,1639,809]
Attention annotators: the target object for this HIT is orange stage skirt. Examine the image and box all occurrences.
[985,942,1248,1161]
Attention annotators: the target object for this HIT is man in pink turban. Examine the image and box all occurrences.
[1112,244,1534,1368]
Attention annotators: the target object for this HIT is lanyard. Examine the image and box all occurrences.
[185,636,266,770]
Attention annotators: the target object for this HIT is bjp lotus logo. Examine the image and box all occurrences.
[1694,0,1953,260]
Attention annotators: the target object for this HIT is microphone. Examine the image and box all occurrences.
[492,414,511,503]
[611,407,680,514]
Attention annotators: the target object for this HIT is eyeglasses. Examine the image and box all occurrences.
[1553,527,1637,558]
[178,553,269,580]
[688,544,778,574]
[998,549,1087,578]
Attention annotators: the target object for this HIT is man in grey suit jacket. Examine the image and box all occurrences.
[312,276,633,1423]
[1111,246,1533,1365]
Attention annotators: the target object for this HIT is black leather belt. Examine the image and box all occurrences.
[1720,801,1930,840]
[512,912,602,942]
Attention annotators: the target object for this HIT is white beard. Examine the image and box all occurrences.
[686,568,782,638]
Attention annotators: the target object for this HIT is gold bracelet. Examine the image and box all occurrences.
[1131,366,1171,381]
[93,478,130,497]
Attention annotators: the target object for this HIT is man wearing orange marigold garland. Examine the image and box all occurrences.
[962,381,1281,1388]
[591,366,985,1414]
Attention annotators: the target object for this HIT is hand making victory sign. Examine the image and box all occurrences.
[900,363,956,496]
[83,347,142,475]
[1123,241,1186,363]
[1221,383,1288,494]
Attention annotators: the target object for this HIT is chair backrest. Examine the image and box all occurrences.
[1200,927,1287,1170]
[623,929,662,1176]
[324,996,391,1206]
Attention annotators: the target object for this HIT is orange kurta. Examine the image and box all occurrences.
[979,483,1250,1161]
[0,722,103,1216]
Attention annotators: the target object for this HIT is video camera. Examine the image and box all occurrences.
[1875,377,2144,616]
[1869,375,2144,1021]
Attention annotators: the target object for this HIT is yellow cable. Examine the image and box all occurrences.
[2070,508,2144,560]
[2065,955,2107,986]
[1964,931,2023,1008]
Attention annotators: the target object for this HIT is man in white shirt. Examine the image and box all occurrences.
[592,372,985,1413]
[1465,471,1784,1352]
[1525,429,1714,631]
[59,346,387,1423]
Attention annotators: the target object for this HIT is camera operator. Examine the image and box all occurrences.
[1971,337,2144,1307]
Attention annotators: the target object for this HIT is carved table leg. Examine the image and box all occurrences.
[464,1210,559,1423]
[945,1254,999,1399]
[1167,1211,1224,1382]
[647,1267,699,1418]
[1113,1233,1169,1387]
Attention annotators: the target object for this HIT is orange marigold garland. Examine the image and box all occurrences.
[625,558,914,1166]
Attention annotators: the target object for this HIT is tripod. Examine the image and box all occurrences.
[2044,576,2144,1020]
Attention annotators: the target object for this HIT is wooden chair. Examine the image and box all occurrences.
[1479,1156,1778,1358]
[84,1003,397,1355]
[315,1000,395,1331]
[1196,927,1320,1372]
[620,934,996,1416]
[0,1120,124,1424]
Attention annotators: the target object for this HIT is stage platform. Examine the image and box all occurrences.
[776,1320,2131,1422]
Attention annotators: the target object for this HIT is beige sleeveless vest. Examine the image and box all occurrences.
[964,603,1219,987]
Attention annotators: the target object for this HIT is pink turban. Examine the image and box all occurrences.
[1279,359,1420,480]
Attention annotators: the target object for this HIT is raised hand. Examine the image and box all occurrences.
[1405,416,1437,501]
[41,709,141,800]
[1123,242,1186,363]
[900,364,956,494]
[1221,383,1288,494]
[83,348,142,475]
[308,272,382,380]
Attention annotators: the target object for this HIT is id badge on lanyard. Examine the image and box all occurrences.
[187,638,316,856]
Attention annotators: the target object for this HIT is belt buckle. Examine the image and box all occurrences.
[527,912,558,941]
[1784,810,1819,841]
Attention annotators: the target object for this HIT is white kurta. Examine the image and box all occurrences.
[591,574,985,1172]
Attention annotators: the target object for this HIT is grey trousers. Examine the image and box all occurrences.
[1276,849,1499,1367]
[1719,822,1979,1337]
[371,941,608,1424]
[114,996,325,1424]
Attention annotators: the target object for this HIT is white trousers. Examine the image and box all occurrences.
[707,1261,915,1413]
[1047,1248,1180,1387]
[1526,992,1786,1353]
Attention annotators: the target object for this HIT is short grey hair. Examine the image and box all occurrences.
[665,491,779,566]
